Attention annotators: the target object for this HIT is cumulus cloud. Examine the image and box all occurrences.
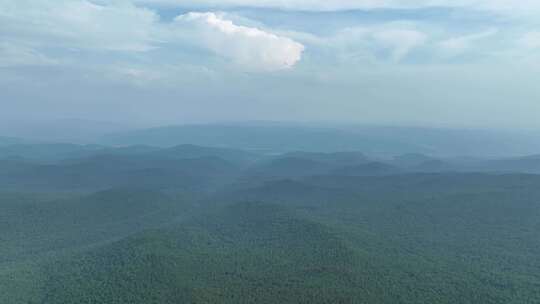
[174,12,304,71]
[0,1,304,71]
[0,0,535,74]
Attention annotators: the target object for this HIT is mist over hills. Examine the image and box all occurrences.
[2,140,540,194]
[0,119,138,144]
[2,124,540,303]
[3,158,540,303]
[100,123,540,157]
[4,121,540,158]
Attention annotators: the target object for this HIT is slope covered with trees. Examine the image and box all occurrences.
[2,143,540,303]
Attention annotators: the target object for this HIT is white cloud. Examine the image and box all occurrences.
[0,0,160,52]
[135,0,540,14]
[0,1,305,71]
[174,12,305,71]
[0,0,535,75]
[438,29,498,57]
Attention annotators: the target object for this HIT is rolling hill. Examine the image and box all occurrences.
[33,202,363,304]
[2,145,540,303]
[0,153,242,192]
[101,124,540,157]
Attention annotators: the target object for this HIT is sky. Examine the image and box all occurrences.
[1,0,540,129]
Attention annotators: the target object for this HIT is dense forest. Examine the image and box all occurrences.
[1,141,540,303]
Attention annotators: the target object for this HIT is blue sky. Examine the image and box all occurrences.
[1,0,539,128]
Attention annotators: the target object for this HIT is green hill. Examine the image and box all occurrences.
[2,151,540,303]
[38,202,364,304]
[24,175,540,303]
[0,189,187,263]
[0,154,241,192]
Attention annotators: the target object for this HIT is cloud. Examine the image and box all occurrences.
[0,1,305,71]
[0,0,535,76]
[0,0,160,52]
[438,29,498,57]
[0,42,57,67]
[135,0,540,14]
[327,25,427,64]
[173,12,305,71]
[373,29,427,62]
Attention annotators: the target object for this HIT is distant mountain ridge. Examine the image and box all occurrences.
[0,143,260,165]
[100,123,540,157]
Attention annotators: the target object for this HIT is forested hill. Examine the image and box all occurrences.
[1,142,540,303]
